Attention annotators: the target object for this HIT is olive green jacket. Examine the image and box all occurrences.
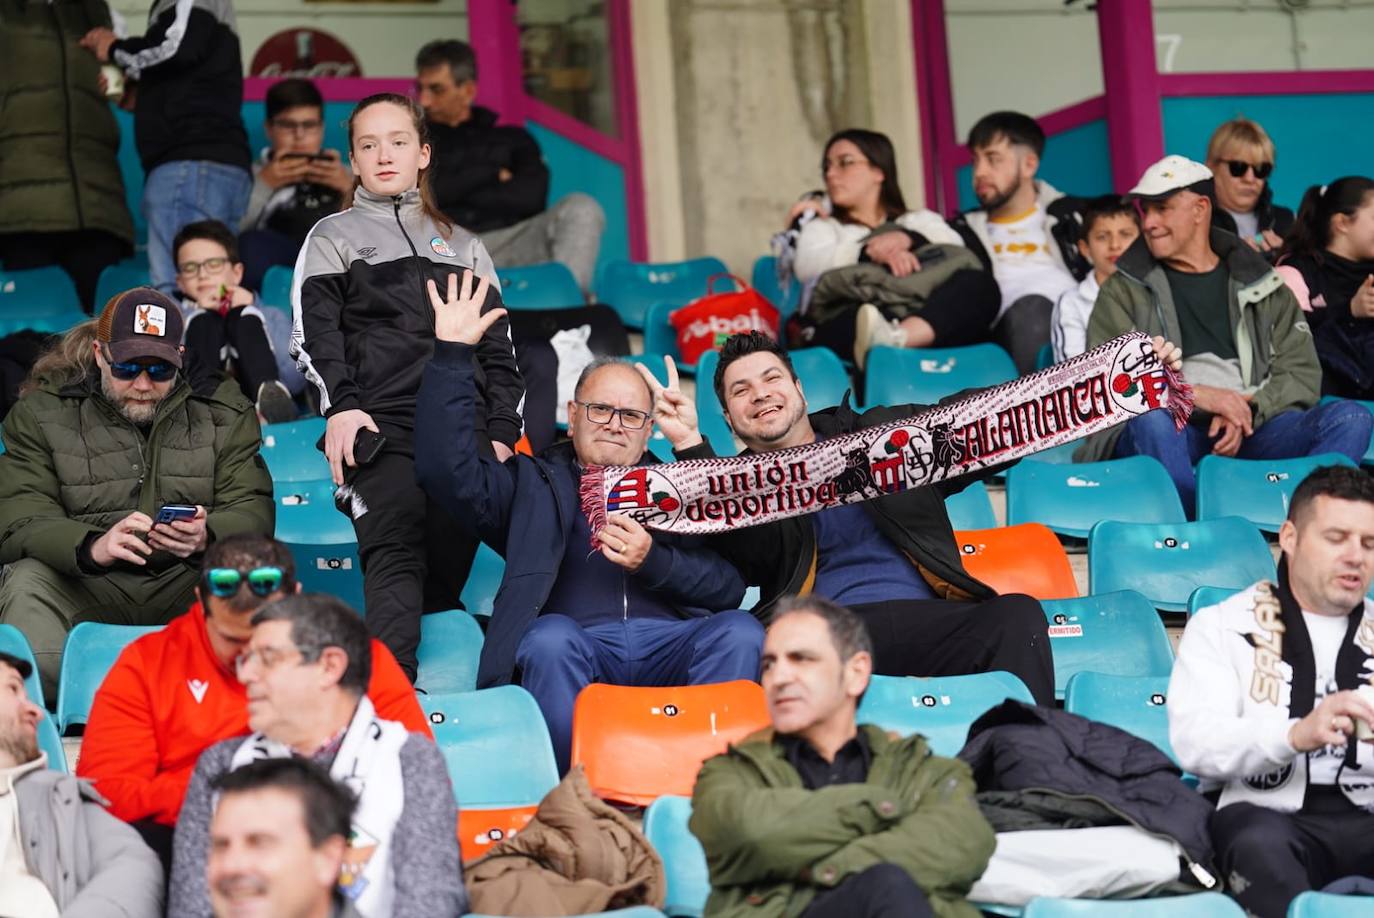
[0,372,273,596]
[1074,228,1320,462]
[0,0,134,243]
[689,725,995,918]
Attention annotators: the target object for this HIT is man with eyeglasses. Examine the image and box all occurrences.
[1075,155,1372,514]
[0,288,275,700]
[239,78,353,291]
[170,593,466,918]
[76,534,427,869]
[414,278,762,772]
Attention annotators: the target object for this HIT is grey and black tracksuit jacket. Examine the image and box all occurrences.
[290,185,523,449]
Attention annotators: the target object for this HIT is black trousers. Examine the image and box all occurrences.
[991,294,1055,375]
[852,593,1055,706]
[340,448,482,680]
[1211,788,1374,918]
[802,864,934,918]
[184,306,281,401]
[0,229,130,313]
[238,227,300,292]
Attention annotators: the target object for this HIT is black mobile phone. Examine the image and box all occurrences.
[278,152,312,161]
[915,245,949,266]
[353,429,387,466]
[155,504,198,525]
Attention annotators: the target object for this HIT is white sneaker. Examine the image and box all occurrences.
[853,303,905,370]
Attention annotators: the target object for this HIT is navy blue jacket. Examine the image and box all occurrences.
[415,341,747,687]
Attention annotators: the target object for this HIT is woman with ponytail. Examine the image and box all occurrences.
[291,92,524,680]
[1276,177,1374,398]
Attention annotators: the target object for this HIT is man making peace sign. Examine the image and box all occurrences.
[413,271,762,771]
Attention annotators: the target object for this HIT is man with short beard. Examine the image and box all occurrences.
[0,288,274,699]
[0,651,163,917]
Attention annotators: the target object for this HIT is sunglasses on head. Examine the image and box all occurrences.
[204,566,287,598]
[1225,160,1273,180]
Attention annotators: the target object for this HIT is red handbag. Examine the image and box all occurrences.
[669,274,780,364]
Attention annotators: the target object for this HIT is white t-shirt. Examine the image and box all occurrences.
[1227,208,1260,242]
[0,760,61,918]
[986,206,1077,315]
[1303,610,1351,785]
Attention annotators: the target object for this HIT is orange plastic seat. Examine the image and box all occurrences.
[953,523,1080,600]
[570,680,770,806]
[457,805,537,862]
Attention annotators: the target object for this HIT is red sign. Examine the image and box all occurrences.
[250,28,363,78]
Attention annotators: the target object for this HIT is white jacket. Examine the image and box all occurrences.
[791,209,964,284]
[1168,581,1374,812]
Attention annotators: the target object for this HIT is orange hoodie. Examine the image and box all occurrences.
[77,602,431,826]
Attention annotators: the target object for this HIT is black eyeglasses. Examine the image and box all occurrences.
[204,566,288,598]
[577,402,650,430]
[177,257,231,278]
[1225,160,1273,180]
[107,359,177,382]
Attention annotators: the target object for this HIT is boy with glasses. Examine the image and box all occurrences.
[77,534,428,870]
[173,220,302,424]
[0,288,274,699]
[415,288,762,772]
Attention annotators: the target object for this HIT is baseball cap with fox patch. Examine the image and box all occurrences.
[96,287,184,368]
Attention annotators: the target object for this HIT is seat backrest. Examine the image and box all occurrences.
[415,610,484,695]
[421,687,559,807]
[1187,585,1240,616]
[1063,672,1177,766]
[0,623,46,709]
[1006,456,1185,538]
[1023,893,1244,918]
[273,478,364,611]
[1196,453,1357,532]
[0,265,82,315]
[595,257,730,329]
[749,255,801,321]
[571,680,770,806]
[457,804,537,863]
[260,265,294,314]
[865,343,1016,406]
[260,416,329,482]
[56,622,161,733]
[953,523,1080,599]
[94,261,152,311]
[457,543,505,618]
[856,672,1034,756]
[1039,591,1174,700]
[1088,517,1275,611]
[943,481,997,530]
[789,347,852,411]
[497,262,584,310]
[642,300,691,371]
[1288,892,1374,918]
[642,795,709,918]
[692,350,739,458]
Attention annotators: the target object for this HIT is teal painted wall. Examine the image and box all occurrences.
[115,103,627,277]
[1162,94,1374,213]
[954,119,1113,212]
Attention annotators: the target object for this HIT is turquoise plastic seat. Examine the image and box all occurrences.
[642,300,699,374]
[1007,457,1185,538]
[642,796,709,918]
[595,256,728,329]
[1187,585,1239,616]
[865,343,1016,406]
[38,715,66,772]
[260,265,294,314]
[1023,893,1243,917]
[260,416,329,482]
[692,350,739,457]
[1034,342,1055,371]
[1039,591,1175,700]
[497,262,583,310]
[415,610,484,695]
[0,623,47,709]
[750,254,801,320]
[1088,517,1275,611]
[944,481,997,530]
[273,479,364,612]
[420,687,559,807]
[458,543,506,618]
[1064,672,1179,767]
[0,265,82,315]
[94,260,152,310]
[1196,453,1357,532]
[55,622,160,733]
[856,672,1034,757]
[1288,892,1374,918]
[0,309,90,336]
[789,346,852,411]
[469,910,667,918]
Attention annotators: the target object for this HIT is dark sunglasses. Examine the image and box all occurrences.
[204,566,288,598]
[1225,160,1273,180]
[107,359,177,382]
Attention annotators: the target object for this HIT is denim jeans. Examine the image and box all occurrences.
[144,160,252,293]
[1113,399,1374,516]
[515,611,764,772]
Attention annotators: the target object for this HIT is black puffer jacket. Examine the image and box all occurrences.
[427,106,550,233]
[959,700,1217,883]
